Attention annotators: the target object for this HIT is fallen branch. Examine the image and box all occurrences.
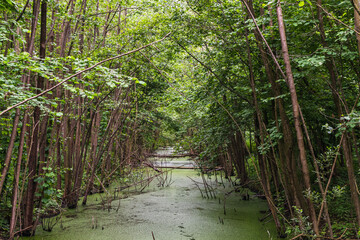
[146,153,196,158]
[142,161,163,173]
[153,166,197,169]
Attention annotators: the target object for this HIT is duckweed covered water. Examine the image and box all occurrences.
[24,154,279,240]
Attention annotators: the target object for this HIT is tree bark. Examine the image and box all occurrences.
[0,109,20,196]
[276,1,319,235]
[22,0,42,236]
[244,0,305,219]
[9,113,28,239]
[353,0,360,56]
[62,93,74,206]
[245,28,285,235]
[36,0,49,204]
[82,110,101,205]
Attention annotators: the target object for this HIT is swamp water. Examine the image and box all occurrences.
[25,153,279,240]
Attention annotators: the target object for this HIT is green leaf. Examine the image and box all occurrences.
[136,80,147,86]
[298,1,304,7]
[55,112,63,117]
[0,0,18,12]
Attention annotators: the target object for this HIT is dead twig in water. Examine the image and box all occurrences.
[188,176,204,198]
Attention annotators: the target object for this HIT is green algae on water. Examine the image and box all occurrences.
[24,169,279,240]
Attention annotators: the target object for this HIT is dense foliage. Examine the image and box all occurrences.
[0,0,360,239]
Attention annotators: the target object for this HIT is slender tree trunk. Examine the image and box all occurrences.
[79,0,87,54]
[71,111,94,207]
[23,80,41,236]
[0,109,20,196]
[62,95,74,206]
[93,0,100,44]
[82,110,101,205]
[59,0,74,58]
[342,133,360,226]
[67,98,82,207]
[9,26,26,239]
[245,28,285,236]
[36,0,49,201]
[27,0,41,54]
[56,127,62,190]
[276,1,319,235]
[231,132,247,184]
[9,113,28,239]
[353,0,360,56]
[22,0,41,236]
[244,0,305,219]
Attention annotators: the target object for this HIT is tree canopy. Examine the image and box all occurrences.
[1,0,360,239]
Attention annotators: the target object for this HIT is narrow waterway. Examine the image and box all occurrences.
[25,149,278,240]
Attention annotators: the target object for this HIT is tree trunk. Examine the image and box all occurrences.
[276,1,319,234]
[353,0,360,56]
[82,110,101,205]
[62,95,74,206]
[36,0,49,205]
[342,133,360,226]
[244,0,305,219]
[22,0,41,236]
[245,27,285,236]
[0,109,20,196]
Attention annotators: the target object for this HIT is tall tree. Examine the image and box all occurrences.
[276,0,319,234]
